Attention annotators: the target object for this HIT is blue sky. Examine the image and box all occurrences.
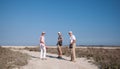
[0,0,120,46]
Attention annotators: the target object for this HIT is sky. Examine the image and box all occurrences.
[0,0,120,46]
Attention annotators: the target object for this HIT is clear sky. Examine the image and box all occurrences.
[0,0,120,46]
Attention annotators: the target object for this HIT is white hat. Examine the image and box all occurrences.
[42,32,45,34]
[69,31,72,33]
[58,32,61,33]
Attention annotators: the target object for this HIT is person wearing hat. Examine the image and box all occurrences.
[68,31,76,62]
[57,32,63,58]
[40,32,47,60]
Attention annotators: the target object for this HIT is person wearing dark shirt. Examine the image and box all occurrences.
[57,32,63,58]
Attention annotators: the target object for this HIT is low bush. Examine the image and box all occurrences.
[0,47,29,69]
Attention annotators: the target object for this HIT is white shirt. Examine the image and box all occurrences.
[70,35,76,43]
[40,36,45,46]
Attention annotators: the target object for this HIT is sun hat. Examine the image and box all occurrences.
[68,31,72,33]
[58,32,61,33]
[42,32,45,34]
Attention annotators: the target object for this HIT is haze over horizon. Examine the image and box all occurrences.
[0,0,120,46]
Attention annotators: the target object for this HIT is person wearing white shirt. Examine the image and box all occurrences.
[68,31,76,62]
[40,32,47,60]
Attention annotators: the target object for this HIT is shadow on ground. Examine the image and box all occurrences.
[30,55,40,59]
[46,54,69,61]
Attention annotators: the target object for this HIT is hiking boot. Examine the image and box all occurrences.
[57,56,62,59]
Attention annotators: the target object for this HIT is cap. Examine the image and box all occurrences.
[68,31,72,33]
[58,32,61,33]
[42,32,46,34]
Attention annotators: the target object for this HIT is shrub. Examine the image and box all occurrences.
[0,47,29,69]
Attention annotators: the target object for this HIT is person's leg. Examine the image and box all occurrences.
[57,45,60,57]
[59,46,62,57]
[70,48,73,61]
[43,46,46,59]
[72,43,76,61]
[40,46,43,59]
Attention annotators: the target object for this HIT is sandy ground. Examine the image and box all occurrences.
[2,45,120,49]
[16,50,99,69]
[2,46,119,69]
[3,46,119,69]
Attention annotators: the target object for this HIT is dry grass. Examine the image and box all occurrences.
[0,46,29,69]
[76,48,120,69]
[24,46,120,69]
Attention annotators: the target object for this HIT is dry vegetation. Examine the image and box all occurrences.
[24,46,120,69]
[0,46,29,69]
[76,48,120,69]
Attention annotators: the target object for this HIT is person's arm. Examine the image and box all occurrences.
[58,36,63,41]
[71,35,76,44]
[40,37,45,44]
[71,40,76,44]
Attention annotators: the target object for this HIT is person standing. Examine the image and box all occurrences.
[57,32,63,58]
[40,32,47,60]
[68,31,76,62]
